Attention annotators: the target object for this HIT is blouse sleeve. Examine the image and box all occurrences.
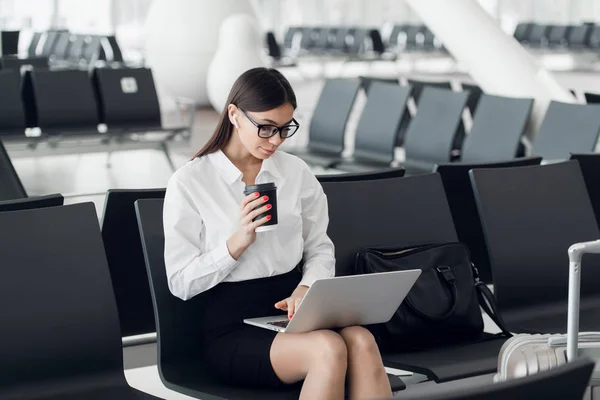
[163,176,238,300]
[298,167,336,287]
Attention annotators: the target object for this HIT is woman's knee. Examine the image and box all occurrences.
[309,330,348,365]
[340,326,380,356]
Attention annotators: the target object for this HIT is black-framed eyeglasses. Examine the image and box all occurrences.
[239,108,300,139]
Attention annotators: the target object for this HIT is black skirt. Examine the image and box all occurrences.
[200,266,302,388]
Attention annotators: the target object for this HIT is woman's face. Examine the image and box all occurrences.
[229,102,295,160]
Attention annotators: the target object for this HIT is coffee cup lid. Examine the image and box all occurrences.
[244,182,277,194]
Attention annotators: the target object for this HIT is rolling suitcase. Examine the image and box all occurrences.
[494,239,600,399]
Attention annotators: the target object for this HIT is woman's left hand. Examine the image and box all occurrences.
[274,285,309,319]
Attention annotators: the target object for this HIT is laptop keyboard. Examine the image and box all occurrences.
[267,320,289,328]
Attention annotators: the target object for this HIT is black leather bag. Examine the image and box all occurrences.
[355,242,510,352]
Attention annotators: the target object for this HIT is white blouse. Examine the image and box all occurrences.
[163,149,335,300]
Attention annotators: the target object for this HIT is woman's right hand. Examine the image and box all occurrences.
[226,192,272,260]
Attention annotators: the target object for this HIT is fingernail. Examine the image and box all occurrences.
[254,192,260,197]
[262,196,269,201]
[266,204,272,210]
[266,215,272,220]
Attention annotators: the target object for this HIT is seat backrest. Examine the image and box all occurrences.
[407,79,452,104]
[27,32,42,57]
[395,356,594,400]
[300,27,318,50]
[421,27,436,49]
[266,31,281,59]
[332,28,350,52]
[0,69,27,137]
[0,139,27,201]
[405,25,425,49]
[532,101,600,160]
[52,32,72,60]
[589,26,600,49]
[316,167,405,182]
[359,76,399,93]
[353,81,411,163]
[1,31,20,55]
[22,69,99,133]
[0,194,63,212]
[461,82,483,116]
[434,157,542,283]
[81,35,102,65]
[308,78,360,154]
[101,188,166,337]
[461,94,533,163]
[568,24,591,48]
[570,153,600,230]
[136,199,206,367]
[67,34,86,63]
[470,161,600,318]
[547,25,571,47]
[528,24,550,47]
[282,27,298,49]
[513,22,533,43]
[321,173,458,276]
[346,28,367,54]
[403,87,469,174]
[368,29,385,53]
[0,203,124,392]
[585,92,600,104]
[92,67,162,130]
[388,24,407,47]
[105,35,124,63]
[39,31,60,56]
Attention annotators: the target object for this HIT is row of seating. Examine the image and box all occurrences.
[290,77,600,174]
[27,29,124,69]
[0,66,169,138]
[268,24,449,67]
[0,65,191,172]
[268,26,390,65]
[386,23,445,53]
[513,21,600,51]
[1,157,599,398]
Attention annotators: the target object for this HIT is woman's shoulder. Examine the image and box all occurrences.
[168,157,211,186]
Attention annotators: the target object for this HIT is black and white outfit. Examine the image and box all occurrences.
[163,149,335,387]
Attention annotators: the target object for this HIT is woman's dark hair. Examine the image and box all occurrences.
[194,68,297,158]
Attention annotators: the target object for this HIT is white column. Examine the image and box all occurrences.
[404,0,576,138]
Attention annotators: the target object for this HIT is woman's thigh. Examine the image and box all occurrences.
[270,329,347,384]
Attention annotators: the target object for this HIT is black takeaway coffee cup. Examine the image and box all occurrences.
[243,182,278,232]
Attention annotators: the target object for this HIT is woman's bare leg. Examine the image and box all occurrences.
[270,329,347,400]
[339,326,392,400]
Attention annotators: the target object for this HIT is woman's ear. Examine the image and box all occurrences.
[227,104,239,128]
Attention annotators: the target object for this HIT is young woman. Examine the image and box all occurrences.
[163,67,392,400]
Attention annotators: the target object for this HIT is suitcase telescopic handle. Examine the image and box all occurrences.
[567,239,600,361]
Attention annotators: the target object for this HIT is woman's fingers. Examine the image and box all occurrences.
[242,195,269,216]
[243,204,271,224]
[250,215,271,230]
[275,297,302,318]
[274,299,288,310]
[241,192,260,209]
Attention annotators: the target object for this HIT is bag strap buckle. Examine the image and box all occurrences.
[436,266,456,283]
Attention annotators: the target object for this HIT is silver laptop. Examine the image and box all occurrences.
[244,269,421,334]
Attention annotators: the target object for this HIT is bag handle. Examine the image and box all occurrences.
[474,274,512,337]
[406,266,458,321]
